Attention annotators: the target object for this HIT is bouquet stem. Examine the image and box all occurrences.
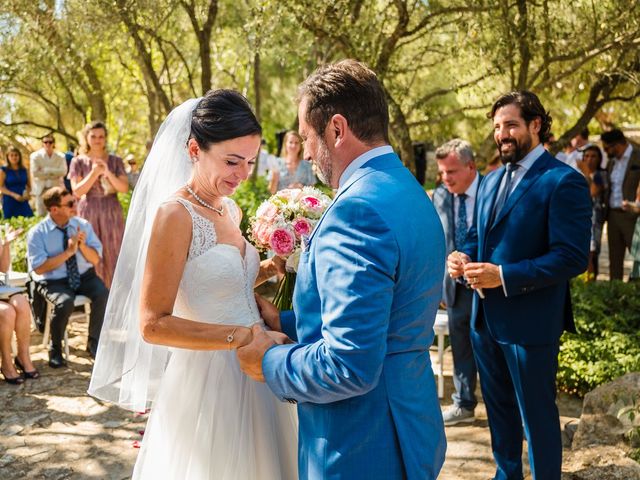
[273,271,296,311]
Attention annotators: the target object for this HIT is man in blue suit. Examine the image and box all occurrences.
[432,139,481,425]
[237,59,447,479]
[448,91,591,480]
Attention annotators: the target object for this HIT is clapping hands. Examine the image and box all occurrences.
[65,227,86,254]
[2,227,23,246]
[91,158,108,176]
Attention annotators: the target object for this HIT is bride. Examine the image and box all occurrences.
[88,90,297,479]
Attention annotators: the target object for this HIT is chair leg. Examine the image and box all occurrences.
[64,329,69,360]
[437,332,445,399]
[42,303,54,349]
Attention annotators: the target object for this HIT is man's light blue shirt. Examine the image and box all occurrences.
[497,143,546,296]
[338,145,394,192]
[27,216,103,281]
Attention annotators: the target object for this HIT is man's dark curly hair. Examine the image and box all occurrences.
[487,91,553,144]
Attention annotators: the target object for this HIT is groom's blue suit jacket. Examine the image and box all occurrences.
[461,150,591,344]
[263,152,447,479]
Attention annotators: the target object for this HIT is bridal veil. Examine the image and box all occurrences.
[88,98,201,411]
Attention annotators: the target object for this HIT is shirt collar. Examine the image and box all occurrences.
[338,145,394,189]
[459,172,479,199]
[516,143,545,172]
[43,215,75,232]
[620,143,633,161]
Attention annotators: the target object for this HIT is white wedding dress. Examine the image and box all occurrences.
[132,197,298,480]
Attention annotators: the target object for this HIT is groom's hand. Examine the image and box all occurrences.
[254,294,282,332]
[237,324,280,382]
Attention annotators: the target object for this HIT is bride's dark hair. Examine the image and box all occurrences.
[190,89,261,149]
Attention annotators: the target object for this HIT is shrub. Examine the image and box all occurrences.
[118,191,132,220]
[2,215,42,272]
[558,281,640,397]
[231,176,271,238]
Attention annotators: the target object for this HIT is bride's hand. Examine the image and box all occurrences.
[272,256,286,276]
[265,330,294,345]
[254,294,282,332]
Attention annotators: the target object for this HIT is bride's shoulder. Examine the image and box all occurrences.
[153,198,193,230]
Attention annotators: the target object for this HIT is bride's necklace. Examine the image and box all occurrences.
[185,184,224,216]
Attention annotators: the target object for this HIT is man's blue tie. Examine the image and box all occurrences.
[455,193,468,250]
[491,163,520,224]
[57,226,81,290]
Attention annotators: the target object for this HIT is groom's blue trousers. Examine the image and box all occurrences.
[471,321,561,480]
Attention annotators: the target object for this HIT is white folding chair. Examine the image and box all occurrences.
[433,310,450,399]
[42,295,92,359]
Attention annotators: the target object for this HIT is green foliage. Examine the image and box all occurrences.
[2,215,42,272]
[557,281,640,397]
[230,176,271,238]
[0,0,639,177]
[118,191,132,220]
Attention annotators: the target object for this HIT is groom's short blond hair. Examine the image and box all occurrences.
[298,59,389,145]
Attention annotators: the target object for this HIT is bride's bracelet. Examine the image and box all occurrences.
[226,328,237,350]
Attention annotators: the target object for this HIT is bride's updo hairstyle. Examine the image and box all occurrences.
[189,89,262,150]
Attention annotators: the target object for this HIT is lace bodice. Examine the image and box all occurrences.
[171,197,262,327]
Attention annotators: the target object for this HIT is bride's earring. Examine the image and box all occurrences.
[191,156,198,163]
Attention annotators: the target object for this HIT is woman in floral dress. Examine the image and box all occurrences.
[69,121,128,288]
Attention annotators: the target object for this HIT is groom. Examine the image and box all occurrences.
[237,59,447,479]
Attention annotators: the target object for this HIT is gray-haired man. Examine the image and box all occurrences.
[432,139,481,425]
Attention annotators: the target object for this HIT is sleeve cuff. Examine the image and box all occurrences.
[499,265,508,297]
[262,343,299,401]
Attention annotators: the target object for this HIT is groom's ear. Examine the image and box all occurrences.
[329,114,348,148]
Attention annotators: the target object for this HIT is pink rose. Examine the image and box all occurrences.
[278,188,303,201]
[252,221,272,246]
[269,228,296,256]
[256,202,278,220]
[302,195,321,210]
[292,217,312,237]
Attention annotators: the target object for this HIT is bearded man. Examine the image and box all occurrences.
[447,91,591,480]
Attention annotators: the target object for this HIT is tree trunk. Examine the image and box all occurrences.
[387,92,415,174]
[250,53,262,182]
[180,0,218,95]
[115,0,172,115]
[84,62,108,121]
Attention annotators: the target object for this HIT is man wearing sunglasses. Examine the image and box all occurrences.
[30,134,68,216]
[26,187,109,368]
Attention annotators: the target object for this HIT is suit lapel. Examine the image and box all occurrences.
[491,153,550,229]
[440,191,454,238]
[478,169,503,241]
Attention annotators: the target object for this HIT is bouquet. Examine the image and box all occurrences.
[249,187,332,310]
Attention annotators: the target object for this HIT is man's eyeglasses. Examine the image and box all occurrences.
[43,140,55,145]
[59,200,76,208]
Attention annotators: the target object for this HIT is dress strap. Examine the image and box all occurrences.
[173,197,197,215]
[172,197,217,259]
[224,197,242,226]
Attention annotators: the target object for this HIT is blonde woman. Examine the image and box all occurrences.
[68,121,128,288]
[269,130,315,194]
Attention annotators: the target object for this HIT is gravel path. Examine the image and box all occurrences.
[1,315,585,480]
